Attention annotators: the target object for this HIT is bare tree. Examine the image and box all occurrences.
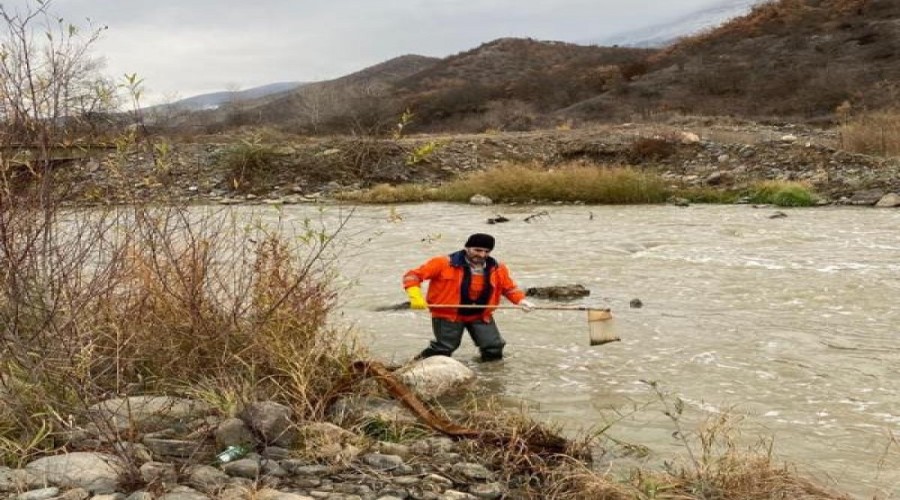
[0,0,115,150]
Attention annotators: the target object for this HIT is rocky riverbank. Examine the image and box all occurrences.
[49,122,900,208]
[1,355,851,500]
[1,357,602,500]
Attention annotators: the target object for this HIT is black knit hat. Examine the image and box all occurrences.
[464,233,495,250]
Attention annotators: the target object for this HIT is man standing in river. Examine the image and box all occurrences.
[403,233,535,361]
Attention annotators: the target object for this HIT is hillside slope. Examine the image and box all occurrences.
[566,0,900,121]
[391,38,654,131]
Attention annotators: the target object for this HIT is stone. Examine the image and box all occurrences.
[327,395,417,427]
[875,193,900,208]
[25,452,123,494]
[88,396,212,434]
[525,284,589,301]
[679,132,700,144]
[243,401,297,447]
[848,189,884,206]
[255,488,315,500]
[451,463,494,481]
[221,458,261,479]
[143,438,211,459]
[468,482,504,499]
[157,485,209,500]
[362,452,404,471]
[183,465,230,493]
[139,462,178,484]
[468,194,493,205]
[15,487,60,500]
[215,417,255,448]
[125,492,155,500]
[0,466,45,492]
[396,356,476,401]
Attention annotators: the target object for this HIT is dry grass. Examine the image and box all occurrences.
[839,110,900,157]
[340,162,671,204]
[625,415,851,500]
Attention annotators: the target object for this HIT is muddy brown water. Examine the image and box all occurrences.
[248,202,899,498]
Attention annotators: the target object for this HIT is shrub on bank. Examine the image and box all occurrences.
[340,162,671,204]
[747,180,816,207]
[0,198,360,464]
[440,163,670,204]
[221,138,280,192]
[839,110,900,157]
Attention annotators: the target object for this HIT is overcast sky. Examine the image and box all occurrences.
[4,0,741,104]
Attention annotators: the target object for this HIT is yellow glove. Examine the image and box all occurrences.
[406,286,428,310]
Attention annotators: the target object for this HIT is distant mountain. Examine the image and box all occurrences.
[587,0,763,48]
[160,81,307,111]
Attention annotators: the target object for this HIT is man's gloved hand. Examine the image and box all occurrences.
[406,286,428,310]
[519,299,536,312]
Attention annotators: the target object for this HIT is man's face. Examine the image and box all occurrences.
[465,246,491,264]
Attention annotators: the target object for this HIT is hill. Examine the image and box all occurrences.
[390,38,654,131]
[168,0,900,135]
[566,0,900,121]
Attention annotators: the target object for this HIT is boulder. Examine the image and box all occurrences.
[25,452,123,494]
[242,402,297,447]
[88,396,212,434]
[469,194,493,205]
[396,356,476,401]
[875,193,900,208]
[848,189,884,206]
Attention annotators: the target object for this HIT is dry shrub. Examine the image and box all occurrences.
[440,162,670,204]
[629,135,679,161]
[630,413,851,499]
[336,183,438,203]
[0,195,361,462]
[627,381,851,500]
[221,138,280,192]
[839,109,900,157]
[450,396,634,499]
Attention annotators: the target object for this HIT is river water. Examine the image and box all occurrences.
[254,202,898,498]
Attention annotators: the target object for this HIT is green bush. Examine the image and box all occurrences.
[748,180,816,207]
[221,138,279,192]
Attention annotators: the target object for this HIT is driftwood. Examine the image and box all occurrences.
[348,360,571,456]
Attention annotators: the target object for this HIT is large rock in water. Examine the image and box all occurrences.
[396,356,476,401]
[525,284,590,300]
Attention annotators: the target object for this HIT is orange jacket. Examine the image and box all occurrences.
[403,250,526,321]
